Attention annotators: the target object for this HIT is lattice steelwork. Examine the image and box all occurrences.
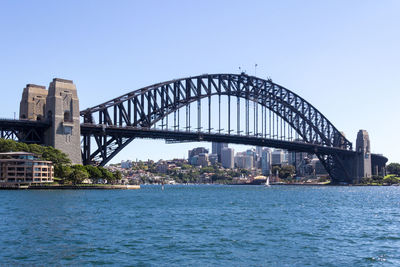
[0,119,47,144]
[80,73,354,182]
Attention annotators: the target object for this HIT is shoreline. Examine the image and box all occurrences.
[0,184,140,190]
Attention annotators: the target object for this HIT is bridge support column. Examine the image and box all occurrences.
[45,78,82,165]
[354,129,372,183]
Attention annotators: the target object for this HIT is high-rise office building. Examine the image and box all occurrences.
[261,148,272,176]
[221,147,234,169]
[256,146,263,157]
[271,149,285,166]
[188,147,209,166]
[234,153,254,169]
[188,147,208,159]
[212,142,228,162]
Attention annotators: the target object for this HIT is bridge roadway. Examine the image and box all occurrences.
[0,118,50,129]
[80,123,356,156]
[0,119,388,170]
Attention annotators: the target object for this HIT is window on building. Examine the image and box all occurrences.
[64,111,72,122]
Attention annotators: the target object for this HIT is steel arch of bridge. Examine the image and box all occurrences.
[80,73,354,182]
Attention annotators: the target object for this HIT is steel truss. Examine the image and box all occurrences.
[80,73,353,182]
[0,119,48,144]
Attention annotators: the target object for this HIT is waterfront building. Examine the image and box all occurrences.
[212,142,228,163]
[221,147,234,169]
[0,152,53,184]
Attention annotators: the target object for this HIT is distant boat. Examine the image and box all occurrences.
[265,177,271,187]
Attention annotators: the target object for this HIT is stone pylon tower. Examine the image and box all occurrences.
[356,129,371,181]
[45,78,82,164]
[19,84,48,121]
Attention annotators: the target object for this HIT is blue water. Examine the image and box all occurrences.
[0,185,399,266]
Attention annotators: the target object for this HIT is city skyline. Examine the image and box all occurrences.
[0,1,399,163]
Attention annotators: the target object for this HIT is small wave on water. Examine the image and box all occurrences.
[0,185,399,266]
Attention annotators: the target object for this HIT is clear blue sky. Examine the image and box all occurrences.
[0,0,399,163]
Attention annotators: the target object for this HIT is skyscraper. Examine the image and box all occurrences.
[271,149,285,166]
[188,147,209,166]
[234,153,254,169]
[256,146,263,157]
[221,147,234,169]
[261,148,272,176]
[212,142,228,162]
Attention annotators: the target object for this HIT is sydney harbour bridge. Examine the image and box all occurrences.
[0,73,387,184]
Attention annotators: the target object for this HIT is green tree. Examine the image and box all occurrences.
[0,139,17,152]
[272,166,281,177]
[98,166,114,183]
[114,170,122,181]
[85,165,103,183]
[240,169,251,175]
[200,166,214,174]
[387,163,400,176]
[55,165,72,180]
[68,168,89,184]
[383,175,399,185]
[181,164,192,170]
[41,146,71,165]
[28,144,45,155]
[279,165,296,179]
[360,177,373,184]
[371,175,384,183]
[16,142,29,152]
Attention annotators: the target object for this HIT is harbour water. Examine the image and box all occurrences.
[1,185,399,266]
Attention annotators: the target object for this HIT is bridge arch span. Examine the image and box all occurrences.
[80,73,353,182]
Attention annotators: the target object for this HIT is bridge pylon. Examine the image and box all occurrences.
[44,79,82,165]
[354,129,372,183]
[19,78,82,165]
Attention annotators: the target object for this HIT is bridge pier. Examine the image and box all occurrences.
[353,130,372,183]
[323,130,385,184]
[45,79,82,165]
[19,79,82,165]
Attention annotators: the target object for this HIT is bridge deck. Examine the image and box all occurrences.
[80,124,357,156]
[0,119,50,129]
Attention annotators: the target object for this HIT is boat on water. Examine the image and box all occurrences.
[265,177,271,187]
